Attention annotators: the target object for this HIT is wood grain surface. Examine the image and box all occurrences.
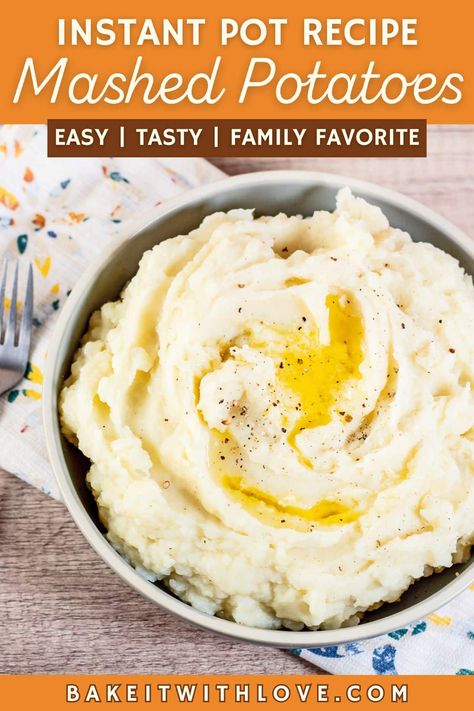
[0,471,317,674]
[1,126,473,674]
[212,126,474,238]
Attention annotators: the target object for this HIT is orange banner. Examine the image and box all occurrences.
[1,674,473,710]
[0,0,472,123]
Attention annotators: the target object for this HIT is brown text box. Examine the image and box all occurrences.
[48,119,427,158]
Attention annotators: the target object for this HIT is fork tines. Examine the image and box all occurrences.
[0,257,34,351]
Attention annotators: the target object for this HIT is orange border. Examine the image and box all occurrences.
[0,0,472,122]
[1,675,472,710]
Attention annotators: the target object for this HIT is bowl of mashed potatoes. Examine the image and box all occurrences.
[44,171,474,647]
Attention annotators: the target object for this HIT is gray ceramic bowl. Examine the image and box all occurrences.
[44,170,474,648]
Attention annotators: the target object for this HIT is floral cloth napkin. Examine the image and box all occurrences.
[295,592,474,673]
[0,124,222,497]
[0,124,472,675]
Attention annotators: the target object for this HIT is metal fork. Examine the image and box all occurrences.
[0,257,34,396]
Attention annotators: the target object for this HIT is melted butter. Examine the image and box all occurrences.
[222,474,359,532]
[284,277,311,287]
[211,430,360,531]
[205,294,364,530]
[247,294,364,465]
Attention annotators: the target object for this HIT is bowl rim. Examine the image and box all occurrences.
[43,169,474,648]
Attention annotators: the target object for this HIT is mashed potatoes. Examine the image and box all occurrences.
[60,189,474,630]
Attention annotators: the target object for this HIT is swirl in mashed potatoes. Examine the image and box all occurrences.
[60,189,474,629]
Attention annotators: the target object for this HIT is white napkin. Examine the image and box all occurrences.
[0,124,472,674]
[295,589,474,673]
[0,124,222,498]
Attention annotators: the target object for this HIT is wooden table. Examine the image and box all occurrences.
[1,127,473,674]
[0,472,316,674]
